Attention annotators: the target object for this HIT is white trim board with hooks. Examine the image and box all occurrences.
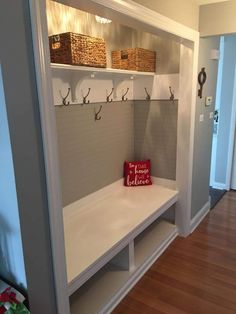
[51,63,179,105]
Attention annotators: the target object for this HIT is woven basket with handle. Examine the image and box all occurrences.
[49,32,107,68]
[112,48,156,72]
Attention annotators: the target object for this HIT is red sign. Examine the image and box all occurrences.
[124,160,152,187]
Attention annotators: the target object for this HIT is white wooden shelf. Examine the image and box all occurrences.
[134,219,177,267]
[51,63,155,78]
[70,263,130,314]
[69,220,177,314]
[63,179,178,295]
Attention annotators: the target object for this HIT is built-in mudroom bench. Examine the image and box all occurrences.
[30,0,199,313]
[64,179,178,313]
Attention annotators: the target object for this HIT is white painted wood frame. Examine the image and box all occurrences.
[29,0,199,312]
[227,65,236,190]
[29,2,70,314]
[210,36,224,189]
[63,181,179,295]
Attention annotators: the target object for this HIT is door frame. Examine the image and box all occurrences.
[210,36,224,188]
[211,38,236,191]
[226,64,236,189]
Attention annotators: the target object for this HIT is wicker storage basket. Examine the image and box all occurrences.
[49,32,106,68]
[112,48,156,72]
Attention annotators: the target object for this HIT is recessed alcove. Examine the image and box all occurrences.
[30,0,199,313]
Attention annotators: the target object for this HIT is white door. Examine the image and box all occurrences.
[210,38,236,191]
[231,134,236,189]
[210,36,224,187]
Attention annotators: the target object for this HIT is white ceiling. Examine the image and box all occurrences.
[196,0,230,5]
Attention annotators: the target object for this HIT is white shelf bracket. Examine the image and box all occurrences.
[69,72,96,103]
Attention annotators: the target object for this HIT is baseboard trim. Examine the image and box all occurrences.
[211,182,227,190]
[190,200,210,233]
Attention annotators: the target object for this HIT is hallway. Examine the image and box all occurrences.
[113,191,236,314]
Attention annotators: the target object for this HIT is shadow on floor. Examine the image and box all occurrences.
[209,186,226,209]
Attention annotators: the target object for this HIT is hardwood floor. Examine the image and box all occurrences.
[113,191,236,314]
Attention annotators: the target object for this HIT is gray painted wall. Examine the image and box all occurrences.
[56,100,178,206]
[200,1,236,37]
[0,66,26,289]
[0,1,57,313]
[191,36,220,218]
[215,35,236,185]
[130,0,199,31]
[134,100,178,180]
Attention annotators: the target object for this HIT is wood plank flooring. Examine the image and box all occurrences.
[113,191,236,314]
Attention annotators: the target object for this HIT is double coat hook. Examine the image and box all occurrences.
[144,87,151,101]
[106,88,114,103]
[169,86,175,101]
[94,105,103,121]
[60,88,71,106]
[82,88,91,104]
[122,88,129,101]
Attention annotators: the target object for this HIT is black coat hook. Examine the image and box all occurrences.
[60,88,71,106]
[169,86,175,101]
[122,88,129,101]
[144,87,151,101]
[198,67,207,98]
[82,88,91,104]
[95,105,103,121]
[106,88,114,103]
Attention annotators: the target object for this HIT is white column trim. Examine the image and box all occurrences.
[226,65,236,190]
[29,1,70,313]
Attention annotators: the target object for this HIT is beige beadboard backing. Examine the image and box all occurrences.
[134,100,178,180]
[55,101,134,206]
[56,100,178,206]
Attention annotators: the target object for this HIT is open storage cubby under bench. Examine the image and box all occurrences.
[63,179,179,313]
